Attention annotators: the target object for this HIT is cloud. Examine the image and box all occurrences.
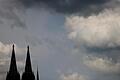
[0,42,25,55]
[0,42,11,54]
[66,9,120,50]
[83,55,120,73]
[60,73,87,80]
[0,0,26,28]
[20,0,109,14]
[65,4,120,80]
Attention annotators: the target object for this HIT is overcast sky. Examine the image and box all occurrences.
[0,0,120,80]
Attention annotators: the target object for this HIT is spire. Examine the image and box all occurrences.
[22,46,35,80]
[9,45,17,72]
[37,66,39,80]
[25,46,32,72]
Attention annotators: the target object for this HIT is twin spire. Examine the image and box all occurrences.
[6,45,39,80]
[9,45,33,73]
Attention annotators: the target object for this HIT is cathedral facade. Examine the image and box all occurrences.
[6,45,39,80]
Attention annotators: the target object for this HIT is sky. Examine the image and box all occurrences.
[0,0,120,80]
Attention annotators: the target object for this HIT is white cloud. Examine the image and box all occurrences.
[66,9,120,49]
[0,42,11,54]
[84,55,120,73]
[0,42,24,55]
[60,73,87,80]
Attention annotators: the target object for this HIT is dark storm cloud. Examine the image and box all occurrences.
[20,0,108,14]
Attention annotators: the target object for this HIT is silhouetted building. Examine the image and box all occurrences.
[6,45,39,80]
[37,67,39,80]
[22,46,35,80]
[6,45,20,80]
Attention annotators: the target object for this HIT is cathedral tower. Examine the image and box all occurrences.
[37,67,39,80]
[6,45,20,80]
[22,46,35,80]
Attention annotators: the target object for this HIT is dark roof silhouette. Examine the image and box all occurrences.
[6,45,20,80]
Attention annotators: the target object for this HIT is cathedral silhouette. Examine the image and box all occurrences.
[6,45,39,80]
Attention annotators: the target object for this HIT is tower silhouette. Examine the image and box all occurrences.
[37,67,39,80]
[6,45,20,80]
[22,46,35,80]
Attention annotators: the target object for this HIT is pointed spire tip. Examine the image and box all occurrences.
[13,44,14,49]
[27,45,29,50]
